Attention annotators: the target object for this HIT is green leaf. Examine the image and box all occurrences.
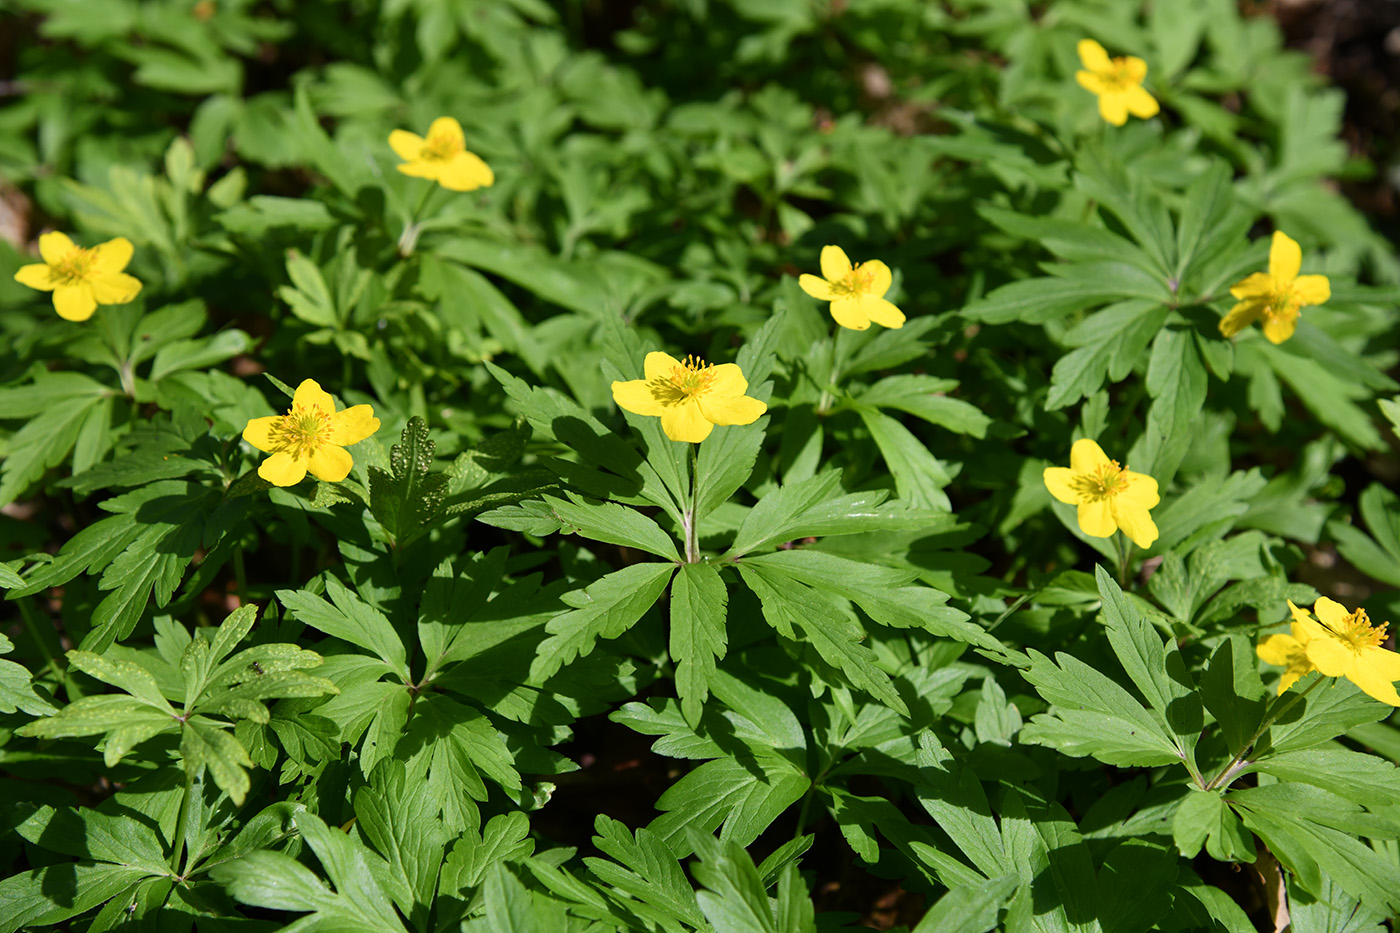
[1250,748,1400,806]
[1269,348,1384,451]
[278,576,408,676]
[854,407,951,511]
[278,249,339,327]
[585,815,706,930]
[670,562,728,727]
[484,863,536,933]
[649,753,809,858]
[440,812,535,894]
[0,392,109,509]
[541,493,680,560]
[530,562,673,681]
[354,763,450,930]
[180,715,253,805]
[855,374,990,438]
[1172,788,1254,862]
[912,873,1017,933]
[692,833,782,933]
[368,416,449,547]
[0,863,155,933]
[1198,636,1268,757]
[1264,679,1391,755]
[149,329,253,382]
[1044,300,1168,410]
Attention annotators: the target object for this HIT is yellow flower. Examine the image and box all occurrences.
[1043,438,1160,548]
[1256,605,1324,694]
[1075,39,1160,127]
[798,245,905,331]
[1290,597,1400,706]
[611,352,767,444]
[388,116,494,192]
[13,232,143,322]
[1219,231,1330,345]
[242,379,380,486]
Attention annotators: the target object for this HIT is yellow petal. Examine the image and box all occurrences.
[291,379,336,415]
[1118,471,1160,510]
[1268,231,1302,283]
[1276,669,1302,695]
[328,405,380,445]
[1293,274,1330,307]
[828,297,870,331]
[1076,71,1108,95]
[396,160,442,180]
[53,285,97,322]
[1347,666,1400,707]
[799,273,837,301]
[820,245,852,283]
[1043,467,1082,505]
[1287,599,1311,625]
[89,271,142,305]
[1312,597,1350,630]
[1111,501,1159,548]
[1120,56,1149,83]
[643,351,682,382]
[1123,84,1159,118]
[1098,92,1130,126]
[612,378,666,417]
[438,151,494,191]
[861,296,905,329]
[1362,645,1400,682]
[14,263,56,291]
[860,260,892,298]
[1077,499,1116,538]
[242,415,282,452]
[91,237,134,273]
[1304,636,1352,678]
[389,129,425,162]
[1219,299,1263,338]
[1257,633,1303,667]
[699,394,766,426]
[708,363,748,398]
[427,116,465,146]
[1069,438,1110,474]
[659,400,713,443]
[38,231,76,266]
[258,451,307,486]
[1292,616,1327,645]
[1261,308,1298,344]
[1229,272,1273,301]
[307,445,354,482]
[1077,39,1111,72]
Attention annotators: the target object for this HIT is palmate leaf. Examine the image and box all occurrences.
[670,562,728,728]
[1043,299,1169,411]
[585,816,707,930]
[529,562,673,682]
[649,753,809,859]
[0,371,111,509]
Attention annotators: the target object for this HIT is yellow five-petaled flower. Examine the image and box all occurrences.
[1075,39,1159,127]
[1258,598,1400,706]
[798,245,905,332]
[13,232,143,322]
[242,379,380,486]
[611,352,767,443]
[389,116,494,192]
[1219,231,1330,345]
[1043,438,1159,548]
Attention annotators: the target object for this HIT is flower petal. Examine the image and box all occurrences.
[291,379,336,415]
[389,129,425,162]
[643,351,682,381]
[307,444,354,483]
[1312,597,1350,630]
[1219,299,1263,338]
[13,263,56,291]
[396,160,442,180]
[1348,665,1400,706]
[1257,633,1302,667]
[860,260,892,298]
[1362,645,1400,683]
[328,405,380,445]
[38,231,76,266]
[1276,669,1303,695]
[1304,636,1352,678]
[861,296,905,329]
[89,272,142,305]
[438,151,494,191]
[1098,92,1130,126]
[1076,71,1108,95]
[1120,56,1149,83]
[1077,499,1116,538]
[612,378,666,417]
[1077,39,1112,72]
[427,116,465,146]
[820,245,852,283]
[1118,471,1160,510]
[699,393,766,426]
[1229,272,1273,300]
[1069,438,1110,474]
[258,451,307,486]
[53,285,97,322]
[1293,274,1330,307]
[91,237,134,273]
[828,297,870,331]
[242,415,282,452]
[799,273,837,301]
[1043,467,1082,505]
[660,400,713,443]
[708,363,748,398]
[1123,85,1159,118]
[1111,501,1159,548]
[1261,308,1298,344]
[1268,231,1302,283]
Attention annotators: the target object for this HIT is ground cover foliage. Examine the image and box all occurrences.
[2,0,1400,929]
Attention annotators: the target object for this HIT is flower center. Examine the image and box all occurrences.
[1324,608,1389,653]
[421,131,463,162]
[833,263,875,297]
[1073,460,1128,502]
[1099,58,1137,90]
[52,247,97,286]
[270,404,332,459]
[1263,283,1302,321]
[667,355,715,399]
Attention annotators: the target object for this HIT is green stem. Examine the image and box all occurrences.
[170,768,195,876]
[1115,533,1133,588]
[1202,676,1326,792]
[397,183,437,256]
[683,443,700,563]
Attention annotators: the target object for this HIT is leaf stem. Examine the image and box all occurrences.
[1202,675,1326,791]
[683,443,700,563]
[1114,533,1133,588]
[398,182,437,256]
[170,769,195,877]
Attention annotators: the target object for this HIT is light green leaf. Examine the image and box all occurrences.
[650,753,809,858]
[530,562,673,681]
[542,493,679,560]
[670,562,728,727]
[854,408,951,511]
[277,576,408,675]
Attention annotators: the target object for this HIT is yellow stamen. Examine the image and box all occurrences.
[1323,608,1389,653]
[833,263,875,297]
[422,131,463,162]
[1072,460,1128,501]
[270,404,332,459]
[52,247,97,286]
[666,355,715,399]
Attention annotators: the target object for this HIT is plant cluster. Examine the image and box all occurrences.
[2,0,1400,930]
